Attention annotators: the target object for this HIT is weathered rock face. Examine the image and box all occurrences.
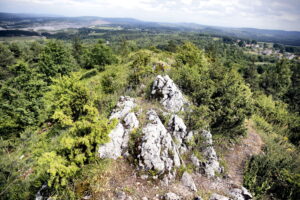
[163,192,181,200]
[151,75,187,113]
[167,115,189,153]
[181,172,197,192]
[209,193,229,200]
[99,96,139,159]
[191,130,222,177]
[229,187,253,200]
[138,110,181,174]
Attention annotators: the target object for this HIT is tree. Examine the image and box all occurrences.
[0,43,14,68]
[260,60,292,99]
[83,40,117,70]
[38,40,76,83]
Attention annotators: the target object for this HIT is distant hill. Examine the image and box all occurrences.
[1,12,300,46]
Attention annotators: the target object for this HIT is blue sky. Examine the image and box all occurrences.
[0,0,300,31]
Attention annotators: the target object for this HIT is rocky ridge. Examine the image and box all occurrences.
[97,75,253,200]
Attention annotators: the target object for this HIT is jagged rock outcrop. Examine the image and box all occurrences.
[191,130,222,177]
[163,192,181,200]
[181,172,197,192]
[229,187,252,200]
[167,114,190,153]
[209,193,229,200]
[151,75,187,113]
[138,110,181,175]
[99,96,139,159]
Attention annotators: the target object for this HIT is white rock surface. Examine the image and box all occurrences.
[138,110,181,174]
[181,172,197,192]
[99,96,139,159]
[229,187,253,200]
[163,192,181,200]
[167,115,189,153]
[209,193,229,200]
[151,75,187,113]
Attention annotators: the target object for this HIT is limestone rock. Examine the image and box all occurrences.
[209,193,229,200]
[167,115,189,153]
[99,123,125,159]
[181,172,197,192]
[99,96,139,159]
[201,130,222,177]
[138,110,181,174]
[110,96,136,120]
[151,75,187,113]
[163,192,181,200]
[229,187,252,200]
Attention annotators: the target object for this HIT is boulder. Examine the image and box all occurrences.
[110,96,136,120]
[209,193,229,200]
[138,110,181,174]
[167,115,189,153]
[200,130,222,177]
[151,75,187,113]
[181,172,197,192]
[229,187,252,200]
[163,192,181,200]
[99,123,125,159]
[99,96,139,159]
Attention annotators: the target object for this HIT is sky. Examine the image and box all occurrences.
[0,0,300,31]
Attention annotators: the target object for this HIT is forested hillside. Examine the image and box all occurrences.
[0,33,299,200]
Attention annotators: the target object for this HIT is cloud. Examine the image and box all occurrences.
[0,0,299,30]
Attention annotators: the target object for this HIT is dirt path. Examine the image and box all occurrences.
[93,121,264,199]
[224,121,263,185]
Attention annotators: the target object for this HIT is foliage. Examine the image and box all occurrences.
[38,40,76,83]
[172,44,253,136]
[128,50,153,87]
[38,74,117,189]
[83,40,117,70]
[244,125,300,200]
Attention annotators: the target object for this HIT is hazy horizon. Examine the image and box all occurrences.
[0,0,300,31]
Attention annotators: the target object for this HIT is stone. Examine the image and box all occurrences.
[98,123,125,159]
[209,193,229,200]
[181,172,197,192]
[110,96,136,120]
[142,197,148,200]
[116,191,127,200]
[229,187,252,200]
[151,75,187,113]
[138,110,181,175]
[167,115,188,153]
[99,96,139,159]
[163,192,181,200]
[200,130,222,177]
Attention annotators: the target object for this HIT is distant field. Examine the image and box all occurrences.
[0,36,45,42]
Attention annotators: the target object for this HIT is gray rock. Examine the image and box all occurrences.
[99,123,125,159]
[163,192,181,200]
[110,96,136,120]
[138,110,181,175]
[168,115,188,153]
[181,172,197,192]
[209,193,229,200]
[151,75,187,113]
[229,187,252,200]
[99,96,139,159]
[142,197,148,200]
[200,130,222,177]
[123,112,139,130]
[116,191,127,200]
